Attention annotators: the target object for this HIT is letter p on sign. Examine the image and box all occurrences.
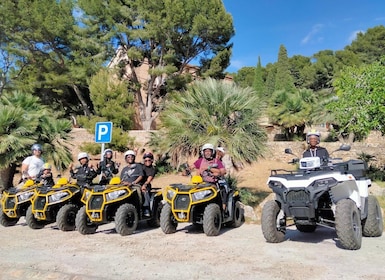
[95,122,112,143]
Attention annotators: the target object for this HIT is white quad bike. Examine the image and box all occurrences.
[261,144,383,250]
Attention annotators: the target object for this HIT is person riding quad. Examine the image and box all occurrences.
[140,152,156,217]
[36,163,55,187]
[69,152,97,187]
[96,148,119,185]
[303,130,330,165]
[192,143,226,183]
[21,144,45,182]
[192,143,228,212]
[120,150,145,214]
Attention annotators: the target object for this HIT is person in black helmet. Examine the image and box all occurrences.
[140,152,156,217]
[96,148,119,185]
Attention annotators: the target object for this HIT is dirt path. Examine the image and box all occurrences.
[0,217,384,280]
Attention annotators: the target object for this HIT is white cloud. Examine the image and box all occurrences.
[301,24,324,45]
[348,30,364,43]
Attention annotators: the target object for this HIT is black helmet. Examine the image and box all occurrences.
[143,152,154,160]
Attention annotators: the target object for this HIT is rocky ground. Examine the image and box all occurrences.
[0,218,385,280]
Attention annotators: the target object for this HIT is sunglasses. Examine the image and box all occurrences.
[144,159,152,162]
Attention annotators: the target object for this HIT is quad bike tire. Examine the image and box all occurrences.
[147,201,163,228]
[335,198,362,250]
[228,200,244,228]
[296,224,317,233]
[56,204,78,231]
[160,203,178,234]
[362,195,383,237]
[203,203,222,236]
[75,206,98,235]
[115,203,138,236]
[261,200,286,243]
[0,212,19,227]
[26,205,45,229]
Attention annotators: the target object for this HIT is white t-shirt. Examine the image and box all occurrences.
[22,155,44,178]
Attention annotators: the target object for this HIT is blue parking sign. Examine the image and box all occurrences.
[95,122,113,143]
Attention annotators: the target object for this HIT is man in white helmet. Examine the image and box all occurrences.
[192,143,226,183]
[69,152,97,187]
[303,130,330,165]
[120,150,147,215]
[120,150,144,187]
[192,143,228,212]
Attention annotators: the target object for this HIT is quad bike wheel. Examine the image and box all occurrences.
[261,200,286,243]
[26,205,45,229]
[75,206,98,235]
[160,203,178,234]
[203,203,222,236]
[115,203,138,236]
[147,201,163,228]
[296,224,317,233]
[362,195,383,237]
[0,212,19,227]
[56,204,78,231]
[335,198,362,250]
[228,200,244,228]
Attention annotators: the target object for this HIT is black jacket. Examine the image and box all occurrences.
[70,164,97,187]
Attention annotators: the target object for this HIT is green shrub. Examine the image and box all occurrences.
[154,155,175,175]
[80,143,101,156]
[239,188,271,208]
[77,115,135,152]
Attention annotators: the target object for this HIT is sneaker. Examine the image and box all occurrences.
[143,209,151,217]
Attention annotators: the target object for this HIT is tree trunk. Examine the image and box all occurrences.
[0,164,17,192]
[72,84,91,116]
[137,77,159,131]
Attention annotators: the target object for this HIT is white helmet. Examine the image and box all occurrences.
[306,130,321,144]
[201,143,214,153]
[104,149,113,157]
[77,152,89,161]
[124,150,136,158]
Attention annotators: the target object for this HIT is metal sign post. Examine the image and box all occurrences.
[95,122,113,182]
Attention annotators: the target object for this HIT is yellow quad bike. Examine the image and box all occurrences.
[26,177,82,231]
[75,177,163,236]
[0,179,41,227]
[160,175,244,236]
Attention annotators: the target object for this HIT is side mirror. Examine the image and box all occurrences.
[284,148,293,155]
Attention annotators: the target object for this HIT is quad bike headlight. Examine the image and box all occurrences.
[192,189,213,202]
[48,191,69,203]
[17,191,35,202]
[106,189,127,202]
[313,177,338,188]
[166,189,176,201]
[268,181,284,189]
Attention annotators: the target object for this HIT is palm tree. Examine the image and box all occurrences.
[0,91,73,190]
[149,78,267,168]
[268,88,316,139]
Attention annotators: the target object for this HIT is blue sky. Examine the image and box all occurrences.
[222,0,385,72]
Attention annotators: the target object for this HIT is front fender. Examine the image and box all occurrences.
[330,179,361,208]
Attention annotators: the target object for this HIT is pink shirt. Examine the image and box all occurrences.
[194,158,224,175]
